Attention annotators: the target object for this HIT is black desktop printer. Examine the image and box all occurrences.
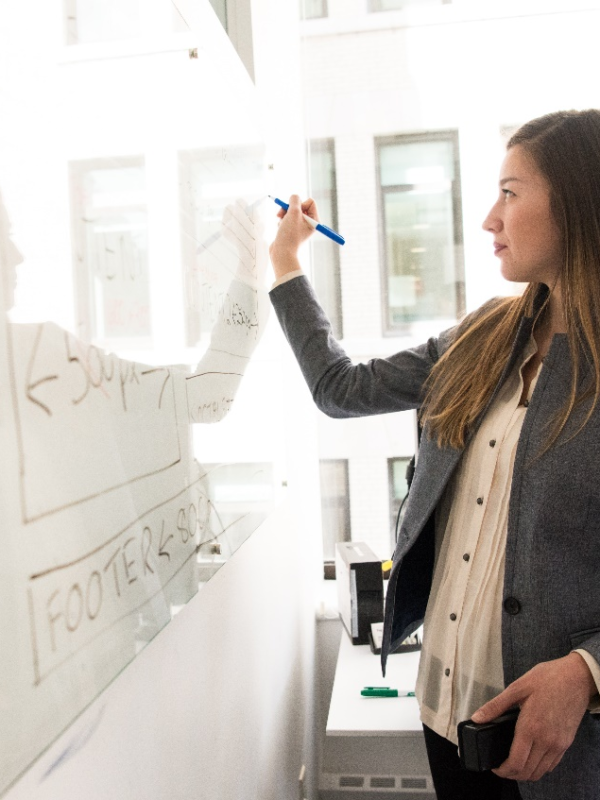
[335,542,383,645]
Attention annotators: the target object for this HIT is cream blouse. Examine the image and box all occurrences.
[416,336,600,744]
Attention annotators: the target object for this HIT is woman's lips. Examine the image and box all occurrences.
[494,243,507,255]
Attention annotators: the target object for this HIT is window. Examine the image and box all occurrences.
[389,457,412,545]
[301,0,328,20]
[308,139,343,339]
[377,132,465,333]
[65,0,141,44]
[69,158,151,345]
[320,460,350,577]
[370,0,450,10]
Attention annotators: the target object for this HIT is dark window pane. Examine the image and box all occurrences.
[320,460,351,562]
[389,457,411,542]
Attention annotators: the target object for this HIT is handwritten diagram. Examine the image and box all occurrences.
[0,143,274,797]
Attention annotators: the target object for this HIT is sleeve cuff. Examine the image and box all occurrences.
[270,269,304,291]
[573,648,600,713]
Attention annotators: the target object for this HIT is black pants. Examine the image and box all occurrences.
[423,725,522,800]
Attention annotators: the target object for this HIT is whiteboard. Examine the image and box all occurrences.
[0,0,282,793]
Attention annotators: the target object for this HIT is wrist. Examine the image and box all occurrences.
[567,652,598,700]
[269,246,302,280]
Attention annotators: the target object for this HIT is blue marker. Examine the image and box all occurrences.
[269,195,345,246]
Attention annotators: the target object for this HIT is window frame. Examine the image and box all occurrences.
[376,130,465,336]
[308,137,343,340]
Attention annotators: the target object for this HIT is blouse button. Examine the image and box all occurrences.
[476,497,484,505]
[463,553,470,562]
[450,613,457,621]
[523,400,529,408]
[444,668,451,677]
[489,439,496,447]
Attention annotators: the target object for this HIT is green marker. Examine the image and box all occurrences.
[361,686,415,698]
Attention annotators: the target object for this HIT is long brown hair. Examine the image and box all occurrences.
[420,110,600,450]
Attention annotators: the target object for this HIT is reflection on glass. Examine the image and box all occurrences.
[179,146,265,347]
[378,135,465,330]
[64,0,141,44]
[69,159,151,345]
[309,139,343,339]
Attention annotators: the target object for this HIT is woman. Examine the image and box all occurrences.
[269,110,600,800]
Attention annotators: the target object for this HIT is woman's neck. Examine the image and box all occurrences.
[533,284,565,359]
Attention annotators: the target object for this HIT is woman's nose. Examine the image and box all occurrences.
[482,203,502,233]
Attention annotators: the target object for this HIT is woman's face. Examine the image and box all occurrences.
[482,144,563,288]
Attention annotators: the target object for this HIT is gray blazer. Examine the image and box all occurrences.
[270,275,600,800]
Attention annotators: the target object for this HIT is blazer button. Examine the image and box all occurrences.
[503,597,521,615]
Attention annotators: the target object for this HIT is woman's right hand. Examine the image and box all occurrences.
[269,194,319,279]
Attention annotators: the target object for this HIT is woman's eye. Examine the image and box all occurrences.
[502,188,515,199]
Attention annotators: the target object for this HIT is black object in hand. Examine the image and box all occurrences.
[457,709,520,772]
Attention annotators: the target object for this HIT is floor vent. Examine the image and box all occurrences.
[401,777,428,790]
[370,777,396,788]
[339,776,365,788]
[321,772,434,796]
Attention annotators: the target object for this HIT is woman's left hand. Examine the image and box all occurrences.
[471,652,596,782]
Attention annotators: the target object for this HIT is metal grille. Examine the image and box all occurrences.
[370,777,396,788]
[339,776,365,788]
[401,777,428,789]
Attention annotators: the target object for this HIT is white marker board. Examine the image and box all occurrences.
[0,1,283,793]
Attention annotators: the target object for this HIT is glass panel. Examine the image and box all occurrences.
[302,0,328,20]
[320,460,351,561]
[198,463,274,579]
[179,146,265,347]
[65,0,141,44]
[309,140,343,339]
[380,137,464,328]
[380,139,455,187]
[70,160,151,345]
[0,0,279,789]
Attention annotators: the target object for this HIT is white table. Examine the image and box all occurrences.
[327,633,423,736]
[319,632,435,799]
